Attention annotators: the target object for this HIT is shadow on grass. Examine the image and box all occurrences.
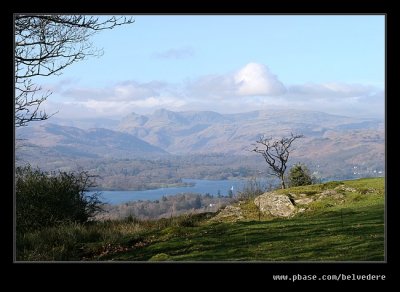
[110,202,383,261]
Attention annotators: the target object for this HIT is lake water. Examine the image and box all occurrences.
[90,178,246,205]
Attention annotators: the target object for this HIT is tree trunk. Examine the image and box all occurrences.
[280,175,286,189]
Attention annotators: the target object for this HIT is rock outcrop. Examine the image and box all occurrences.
[254,193,296,218]
[254,186,350,218]
[210,205,244,222]
[210,183,363,222]
[294,197,314,205]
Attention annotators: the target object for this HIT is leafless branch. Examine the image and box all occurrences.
[252,133,304,189]
[15,15,134,127]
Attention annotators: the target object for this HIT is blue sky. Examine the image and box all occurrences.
[40,15,385,119]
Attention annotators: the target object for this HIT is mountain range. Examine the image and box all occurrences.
[16,108,385,177]
[17,123,167,159]
[117,109,384,157]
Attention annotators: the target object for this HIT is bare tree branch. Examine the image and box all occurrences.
[252,133,304,189]
[15,15,134,127]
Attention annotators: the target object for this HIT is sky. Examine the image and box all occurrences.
[38,15,385,119]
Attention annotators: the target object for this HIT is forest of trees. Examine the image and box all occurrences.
[97,193,234,221]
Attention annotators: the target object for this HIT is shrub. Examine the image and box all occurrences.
[287,163,314,187]
[237,177,269,200]
[16,165,103,232]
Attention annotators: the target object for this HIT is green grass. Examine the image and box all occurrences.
[17,177,384,261]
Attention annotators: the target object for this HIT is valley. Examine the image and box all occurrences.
[16,108,385,191]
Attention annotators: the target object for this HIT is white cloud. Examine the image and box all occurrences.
[44,63,384,119]
[60,81,167,102]
[185,74,236,99]
[288,82,377,99]
[186,62,286,98]
[234,63,286,96]
[46,96,187,119]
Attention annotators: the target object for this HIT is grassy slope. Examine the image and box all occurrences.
[111,178,384,261]
[17,177,384,261]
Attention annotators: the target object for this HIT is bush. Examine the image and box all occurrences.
[237,177,269,200]
[287,163,314,187]
[16,165,103,232]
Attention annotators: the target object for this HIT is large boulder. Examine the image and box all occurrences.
[254,192,296,218]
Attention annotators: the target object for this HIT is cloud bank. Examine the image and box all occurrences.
[43,62,384,119]
[186,63,286,99]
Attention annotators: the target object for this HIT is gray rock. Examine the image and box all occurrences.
[294,197,314,205]
[210,205,243,222]
[318,189,344,201]
[254,192,296,218]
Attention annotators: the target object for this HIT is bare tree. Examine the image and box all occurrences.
[15,15,134,127]
[252,133,304,189]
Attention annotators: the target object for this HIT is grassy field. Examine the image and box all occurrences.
[17,177,384,261]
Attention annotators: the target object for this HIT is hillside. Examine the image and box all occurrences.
[17,177,384,261]
[16,109,385,187]
[117,109,384,164]
[16,123,168,159]
[110,178,384,261]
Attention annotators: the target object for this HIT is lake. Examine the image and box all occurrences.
[90,178,246,205]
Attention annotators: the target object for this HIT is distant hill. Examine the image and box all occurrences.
[16,109,384,184]
[41,116,121,130]
[16,123,168,159]
[117,108,384,167]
